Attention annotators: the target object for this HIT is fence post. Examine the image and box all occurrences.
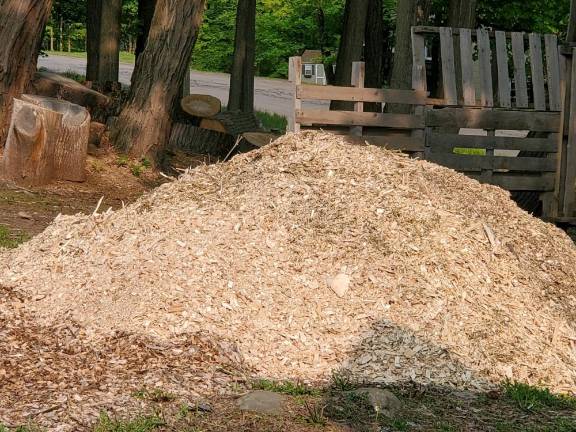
[288,56,302,133]
[562,48,576,217]
[351,62,365,137]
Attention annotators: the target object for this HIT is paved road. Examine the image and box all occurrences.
[38,55,324,120]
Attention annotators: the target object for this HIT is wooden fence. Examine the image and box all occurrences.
[288,26,576,222]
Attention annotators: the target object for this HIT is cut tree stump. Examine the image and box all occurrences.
[199,118,227,133]
[181,94,222,118]
[1,95,90,185]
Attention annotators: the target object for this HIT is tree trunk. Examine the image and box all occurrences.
[86,0,122,83]
[364,0,385,112]
[50,26,54,51]
[111,0,206,158]
[568,0,576,44]
[331,0,370,110]
[135,0,157,60]
[1,95,90,185]
[0,0,53,147]
[228,0,256,113]
[59,16,63,51]
[448,0,477,28]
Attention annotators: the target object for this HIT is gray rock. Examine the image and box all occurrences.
[236,390,286,415]
[353,387,401,418]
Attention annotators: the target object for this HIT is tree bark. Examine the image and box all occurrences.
[569,0,576,44]
[228,0,256,113]
[135,0,157,59]
[364,0,386,112]
[1,96,90,185]
[111,0,206,158]
[448,0,477,28]
[0,0,53,147]
[86,0,122,83]
[331,0,370,110]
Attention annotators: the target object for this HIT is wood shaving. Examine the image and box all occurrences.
[1,131,576,427]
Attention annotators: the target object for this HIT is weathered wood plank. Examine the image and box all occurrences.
[467,173,556,191]
[412,29,427,93]
[296,109,425,129]
[426,108,560,132]
[495,31,512,108]
[428,133,557,153]
[529,33,546,111]
[459,28,475,106]
[345,135,426,152]
[511,32,529,108]
[289,56,302,132]
[439,27,458,106]
[563,48,576,215]
[477,28,494,107]
[544,34,561,111]
[427,153,557,172]
[351,62,365,136]
[296,85,427,104]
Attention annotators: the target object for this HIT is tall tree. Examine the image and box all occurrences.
[135,0,157,59]
[228,0,256,112]
[364,0,386,111]
[389,0,431,92]
[111,0,206,158]
[568,0,576,43]
[448,0,477,28]
[0,0,53,146]
[86,0,122,83]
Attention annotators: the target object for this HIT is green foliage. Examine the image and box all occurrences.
[252,379,319,396]
[255,111,287,132]
[116,155,130,167]
[0,225,29,249]
[330,370,356,392]
[302,400,327,426]
[94,412,165,432]
[503,381,576,412]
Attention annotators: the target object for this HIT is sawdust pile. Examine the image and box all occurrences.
[2,131,576,394]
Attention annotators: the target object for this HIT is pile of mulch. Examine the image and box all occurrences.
[1,131,576,426]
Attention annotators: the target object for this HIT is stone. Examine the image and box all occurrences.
[236,390,285,415]
[328,273,350,297]
[353,388,401,418]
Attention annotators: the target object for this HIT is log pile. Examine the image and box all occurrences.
[0,95,90,185]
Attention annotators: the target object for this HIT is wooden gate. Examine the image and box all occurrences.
[288,26,576,222]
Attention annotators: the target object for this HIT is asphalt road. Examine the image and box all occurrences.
[38,54,325,120]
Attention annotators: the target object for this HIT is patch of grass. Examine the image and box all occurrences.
[330,370,356,392]
[324,390,373,427]
[132,388,176,403]
[60,69,85,83]
[140,158,152,169]
[130,164,145,177]
[389,418,410,431]
[94,412,165,432]
[453,147,486,155]
[302,400,327,426]
[252,379,319,396]
[503,381,576,412]
[116,155,130,167]
[255,110,287,133]
[0,225,29,249]
[44,50,136,64]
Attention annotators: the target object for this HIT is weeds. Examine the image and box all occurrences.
[255,111,287,133]
[94,412,165,432]
[302,401,327,426]
[132,388,176,403]
[330,370,356,392]
[503,381,576,412]
[252,379,319,396]
[0,225,29,249]
[116,155,130,167]
[389,418,410,431]
[130,164,145,177]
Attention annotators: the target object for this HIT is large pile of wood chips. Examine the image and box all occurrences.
[1,132,576,425]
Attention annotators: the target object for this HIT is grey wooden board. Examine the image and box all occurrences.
[440,27,458,106]
[544,34,561,111]
[428,133,557,152]
[529,33,546,111]
[427,153,557,172]
[459,29,476,106]
[345,135,425,152]
[296,85,427,104]
[495,31,512,108]
[296,109,425,129]
[426,108,560,132]
[477,28,494,107]
[563,47,576,215]
[511,32,529,108]
[411,30,427,93]
[467,173,556,191]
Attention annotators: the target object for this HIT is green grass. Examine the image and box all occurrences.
[132,388,176,403]
[60,69,86,83]
[330,370,356,392]
[503,381,576,412]
[453,147,486,155]
[94,412,165,432]
[0,225,29,249]
[252,379,319,396]
[255,110,287,133]
[44,50,136,64]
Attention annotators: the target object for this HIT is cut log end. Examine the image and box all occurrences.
[181,94,222,118]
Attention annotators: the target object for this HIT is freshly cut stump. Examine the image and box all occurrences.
[1,95,90,185]
[1,132,576,396]
[181,94,222,118]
